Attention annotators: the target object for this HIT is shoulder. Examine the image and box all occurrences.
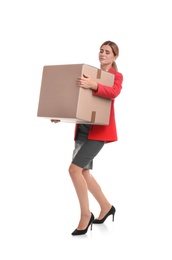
[108,68,123,81]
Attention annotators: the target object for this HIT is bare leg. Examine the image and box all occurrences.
[82,169,112,220]
[68,163,91,230]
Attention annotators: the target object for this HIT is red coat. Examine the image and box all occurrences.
[74,67,123,143]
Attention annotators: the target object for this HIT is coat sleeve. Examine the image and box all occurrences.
[92,71,123,99]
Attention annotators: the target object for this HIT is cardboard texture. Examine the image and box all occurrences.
[37,64,114,125]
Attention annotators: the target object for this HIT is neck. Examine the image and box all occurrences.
[101,65,112,71]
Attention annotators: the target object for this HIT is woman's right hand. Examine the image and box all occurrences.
[51,119,60,123]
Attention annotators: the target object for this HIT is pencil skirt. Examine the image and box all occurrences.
[71,139,105,169]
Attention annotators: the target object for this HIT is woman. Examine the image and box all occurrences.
[51,40,123,235]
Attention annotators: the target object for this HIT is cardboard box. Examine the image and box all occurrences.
[37,64,114,125]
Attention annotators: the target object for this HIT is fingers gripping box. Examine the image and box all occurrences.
[37,64,114,125]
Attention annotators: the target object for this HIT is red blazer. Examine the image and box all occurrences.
[74,67,123,143]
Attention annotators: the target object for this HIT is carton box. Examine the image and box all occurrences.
[37,64,114,125]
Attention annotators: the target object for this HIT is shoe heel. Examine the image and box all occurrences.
[92,205,116,224]
[112,213,115,222]
[112,207,116,221]
[90,223,93,230]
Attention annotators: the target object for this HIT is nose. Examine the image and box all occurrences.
[100,54,106,59]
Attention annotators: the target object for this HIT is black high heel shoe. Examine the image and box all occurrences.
[92,205,116,224]
[71,213,95,236]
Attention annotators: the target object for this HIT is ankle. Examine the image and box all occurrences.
[100,203,112,212]
[77,212,92,229]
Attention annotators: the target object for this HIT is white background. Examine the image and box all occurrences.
[0,0,172,259]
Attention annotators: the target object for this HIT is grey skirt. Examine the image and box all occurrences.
[71,139,105,169]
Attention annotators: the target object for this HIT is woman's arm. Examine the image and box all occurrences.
[93,71,123,99]
[77,71,123,100]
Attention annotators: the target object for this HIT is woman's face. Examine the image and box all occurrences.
[99,45,116,67]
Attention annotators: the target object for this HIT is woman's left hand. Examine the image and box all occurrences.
[77,74,98,91]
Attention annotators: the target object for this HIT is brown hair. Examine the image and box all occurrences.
[100,40,119,71]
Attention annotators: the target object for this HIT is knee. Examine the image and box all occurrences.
[68,164,81,177]
[68,164,74,176]
[82,169,90,178]
[82,169,91,180]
